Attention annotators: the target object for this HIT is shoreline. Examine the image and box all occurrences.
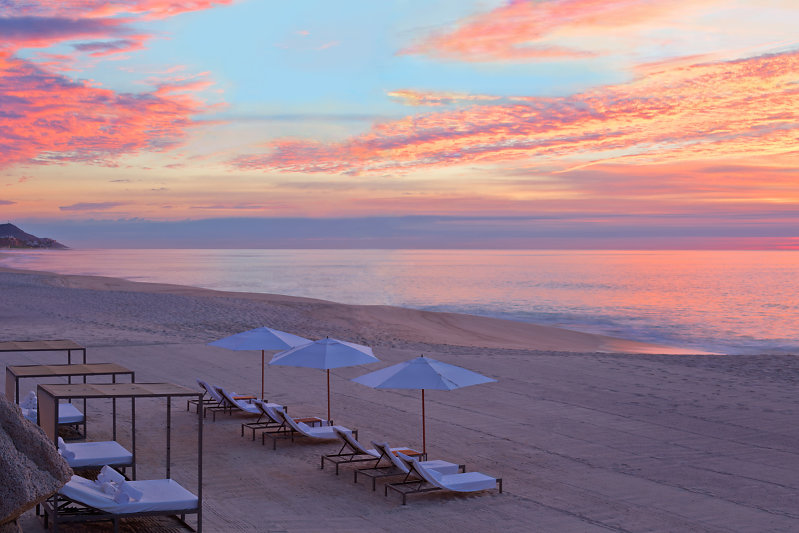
[0,264,705,355]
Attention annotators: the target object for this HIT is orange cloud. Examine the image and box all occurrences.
[0,54,209,168]
[400,0,692,61]
[229,50,799,176]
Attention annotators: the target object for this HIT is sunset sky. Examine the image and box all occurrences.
[1,0,798,248]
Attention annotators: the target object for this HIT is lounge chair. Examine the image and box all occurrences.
[186,379,221,413]
[43,473,199,532]
[354,441,462,491]
[241,400,293,439]
[19,390,84,426]
[214,386,260,420]
[57,437,133,473]
[204,386,258,421]
[262,408,356,450]
[200,383,228,420]
[385,453,501,504]
[21,400,86,439]
[321,428,420,475]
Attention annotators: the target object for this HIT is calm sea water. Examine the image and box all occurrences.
[1,249,798,355]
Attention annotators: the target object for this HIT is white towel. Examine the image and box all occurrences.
[100,482,117,495]
[96,465,125,486]
[21,408,37,422]
[19,390,37,409]
[112,481,143,503]
[59,446,76,461]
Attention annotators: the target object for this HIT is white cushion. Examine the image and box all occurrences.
[435,471,497,492]
[58,403,85,424]
[60,475,198,514]
[62,441,133,468]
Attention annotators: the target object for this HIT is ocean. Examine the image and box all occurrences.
[1,249,797,355]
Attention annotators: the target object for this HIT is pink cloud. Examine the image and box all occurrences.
[2,1,233,21]
[229,50,799,176]
[0,54,209,168]
[400,0,682,61]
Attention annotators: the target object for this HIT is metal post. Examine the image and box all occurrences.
[422,389,426,455]
[112,375,117,442]
[261,350,265,400]
[327,369,331,422]
[197,391,203,533]
[132,397,137,480]
[166,396,172,479]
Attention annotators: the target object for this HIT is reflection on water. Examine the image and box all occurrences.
[2,249,798,354]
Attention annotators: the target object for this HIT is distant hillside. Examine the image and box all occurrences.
[0,223,68,249]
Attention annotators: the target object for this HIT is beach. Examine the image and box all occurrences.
[3,266,799,532]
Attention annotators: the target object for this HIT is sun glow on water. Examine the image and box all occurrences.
[2,249,797,355]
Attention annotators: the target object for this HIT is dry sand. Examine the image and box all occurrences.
[2,267,798,532]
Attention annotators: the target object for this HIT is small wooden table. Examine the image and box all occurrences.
[391,448,426,459]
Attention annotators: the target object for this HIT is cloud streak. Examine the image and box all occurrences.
[229,50,799,176]
[59,201,126,211]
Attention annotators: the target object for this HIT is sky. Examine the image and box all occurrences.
[0,0,797,249]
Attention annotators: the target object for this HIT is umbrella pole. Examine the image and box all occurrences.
[422,389,426,455]
[327,369,331,422]
[261,350,265,400]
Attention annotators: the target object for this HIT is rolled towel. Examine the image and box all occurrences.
[100,482,117,495]
[19,390,37,409]
[59,446,76,461]
[96,465,125,486]
[21,408,37,423]
[113,480,143,504]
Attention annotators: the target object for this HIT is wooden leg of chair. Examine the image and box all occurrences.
[498,478,503,493]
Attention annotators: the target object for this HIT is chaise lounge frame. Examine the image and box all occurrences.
[385,455,501,505]
[37,382,203,532]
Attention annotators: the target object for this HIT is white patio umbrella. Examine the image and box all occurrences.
[351,355,496,454]
[208,326,310,400]
[269,337,379,420]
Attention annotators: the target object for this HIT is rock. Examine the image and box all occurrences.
[0,394,72,526]
[0,520,20,533]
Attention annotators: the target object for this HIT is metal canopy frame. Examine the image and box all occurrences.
[37,382,203,532]
[7,363,134,441]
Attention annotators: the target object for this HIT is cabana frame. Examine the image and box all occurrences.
[7,363,134,440]
[38,382,203,532]
[0,339,86,365]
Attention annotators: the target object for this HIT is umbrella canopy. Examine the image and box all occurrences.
[270,337,379,420]
[352,355,495,453]
[208,327,310,400]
